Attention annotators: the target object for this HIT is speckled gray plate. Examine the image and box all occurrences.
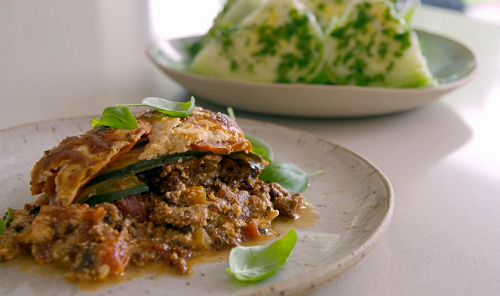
[0,117,393,296]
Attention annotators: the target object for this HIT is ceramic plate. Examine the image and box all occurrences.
[0,117,393,296]
[147,30,476,117]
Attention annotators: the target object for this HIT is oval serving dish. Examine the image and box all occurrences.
[147,30,476,117]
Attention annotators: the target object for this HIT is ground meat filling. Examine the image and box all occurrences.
[0,154,304,281]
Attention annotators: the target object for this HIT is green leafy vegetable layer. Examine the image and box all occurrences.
[227,228,297,281]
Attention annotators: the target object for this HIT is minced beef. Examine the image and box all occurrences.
[0,154,304,281]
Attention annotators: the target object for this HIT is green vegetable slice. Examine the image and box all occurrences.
[84,175,149,206]
[227,150,265,171]
[88,149,264,187]
[227,228,297,282]
[87,150,210,186]
[86,186,149,206]
[92,106,138,129]
[76,174,149,205]
[80,148,265,205]
[0,208,13,235]
[119,97,195,118]
[259,161,310,193]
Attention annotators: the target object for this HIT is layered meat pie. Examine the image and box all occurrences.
[0,107,304,281]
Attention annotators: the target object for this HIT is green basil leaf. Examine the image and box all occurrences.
[120,97,195,118]
[259,162,309,193]
[0,208,13,235]
[91,117,100,127]
[245,134,274,162]
[92,106,138,129]
[227,228,297,282]
[225,107,273,162]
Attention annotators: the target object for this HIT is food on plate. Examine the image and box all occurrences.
[204,0,267,42]
[0,99,306,281]
[324,0,437,87]
[187,0,437,87]
[302,0,349,29]
[189,0,324,83]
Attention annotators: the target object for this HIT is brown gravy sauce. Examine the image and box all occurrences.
[4,203,318,291]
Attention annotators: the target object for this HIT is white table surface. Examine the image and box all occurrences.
[1,1,499,295]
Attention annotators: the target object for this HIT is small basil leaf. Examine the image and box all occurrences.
[227,106,236,121]
[225,107,274,162]
[0,208,13,235]
[91,117,100,127]
[227,228,297,282]
[120,97,195,118]
[245,134,274,162]
[92,106,138,129]
[259,162,308,193]
[251,146,268,161]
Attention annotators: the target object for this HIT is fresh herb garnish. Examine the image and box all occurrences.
[119,96,195,118]
[0,208,13,235]
[226,107,274,162]
[244,134,274,162]
[226,107,320,190]
[227,228,297,282]
[259,162,322,193]
[92,106,139,129]
[92,97,196,129]
[185,40,203,59]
